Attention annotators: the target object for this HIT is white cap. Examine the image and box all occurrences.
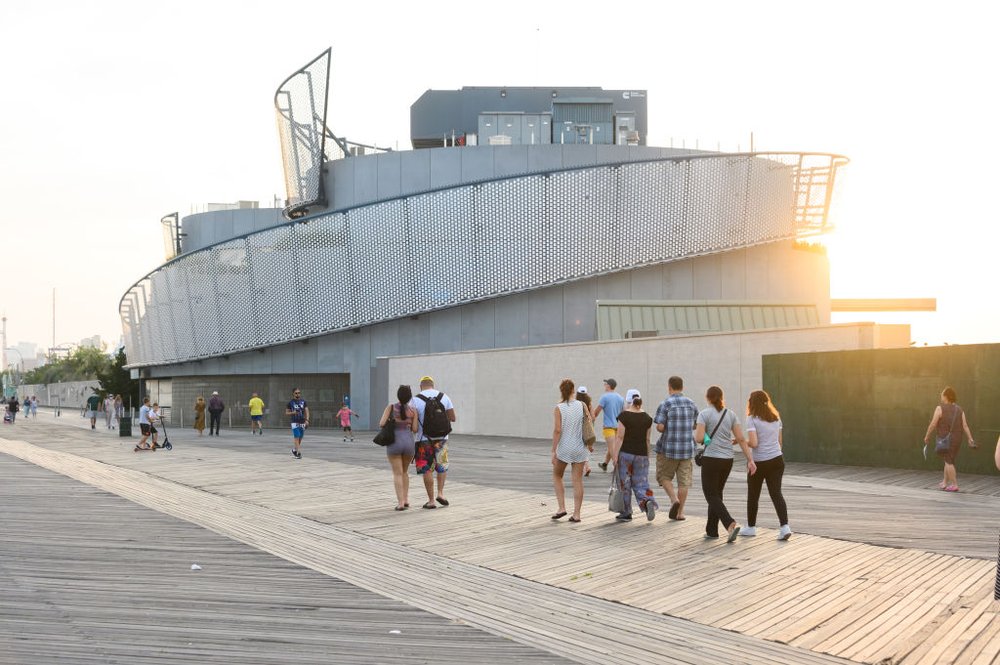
[212,391,219,395]
[577,386,588,394]
[625,388,641,403]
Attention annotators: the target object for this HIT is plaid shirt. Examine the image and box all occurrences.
[653,393,698,459]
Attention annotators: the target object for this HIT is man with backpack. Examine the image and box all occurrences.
[413,376,457,509]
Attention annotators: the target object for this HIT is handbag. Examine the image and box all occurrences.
[373,405,397,446]
[608,472,625,513]
[581,402,597,448]
[934,406,960,454]
[695,408,728,467]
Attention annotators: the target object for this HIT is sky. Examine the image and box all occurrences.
[1,0,997,360]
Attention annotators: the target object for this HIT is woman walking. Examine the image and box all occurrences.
[379,385,419,510]
[611,389,658,522]
[193,396,206,436]
[741,390,791,540]
[551,378,592,522]
[923,386,976,492]
[695,386,756,542]
[113,395,123,428]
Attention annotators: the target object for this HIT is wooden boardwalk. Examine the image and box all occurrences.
[3,417,1000,664]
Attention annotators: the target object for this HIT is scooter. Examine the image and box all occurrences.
[134,414,174,452]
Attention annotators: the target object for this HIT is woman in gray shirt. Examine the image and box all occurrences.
[742,390,791,540]
[694,386,756,542]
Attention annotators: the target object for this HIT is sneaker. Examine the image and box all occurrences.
[291,449,301,459]
[740,526,757,537]
[778,524,792,540]
[598,462,608,472]
[615,512,633,521]
[644,501,656,521]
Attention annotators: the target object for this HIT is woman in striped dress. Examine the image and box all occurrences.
[551,378,593,523]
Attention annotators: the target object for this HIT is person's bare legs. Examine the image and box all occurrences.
[945,462,958,488]
[389,455,409,508]
[570,462,586,519]
[552,460,568,514]
[676,487,689,518]
[436,471,447,501]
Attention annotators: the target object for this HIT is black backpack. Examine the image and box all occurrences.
[417,392,452,438]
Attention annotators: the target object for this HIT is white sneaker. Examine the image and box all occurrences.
[740,526,757,537]
[778,524,792,541]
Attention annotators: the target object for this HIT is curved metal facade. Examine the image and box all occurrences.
[120,152,845,367]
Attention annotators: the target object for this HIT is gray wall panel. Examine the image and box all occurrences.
[663,261,695,299]
[692,255,723,299]
[460,300,496,350]
[629,264,665,300]
[494,145,529,178]
[596,272,631,300]
[331,160,355,210]
[429,149,462,189]
[376,152,402,199]
[527,288,564,346]
[495,294,529,349]
[460,146,494,182]
[397,316,431,356]
[353,157,379,204]
[292,341,318,373]
[561,279,598,343]
[271,345,295,373]
[400,150,431,196]
[428,308,462,353]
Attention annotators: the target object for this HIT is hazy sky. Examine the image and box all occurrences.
[1,0,996,358]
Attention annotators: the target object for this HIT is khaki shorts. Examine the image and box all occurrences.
[656,453,693,489]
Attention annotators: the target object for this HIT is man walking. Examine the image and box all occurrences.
[591,378,625,472]
[208,391,225,436]
[285,388,309,459]
[653,376,699,521]
[86,392,102,430]
[248,392,265,435]
[413,376,456,509]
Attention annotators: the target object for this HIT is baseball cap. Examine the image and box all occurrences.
[625,388,641,403]
[577,386,588,394]
[419,375,434,384]
[604,378,617,389]
[212,391,219,395]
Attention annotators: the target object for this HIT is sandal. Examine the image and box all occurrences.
[551,511,567,520]
[436,496,449,506]
[422,502,437,509]
[568,516,581,523]
[394,506,406,511]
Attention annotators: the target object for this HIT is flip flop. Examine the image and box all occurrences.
[568,516,581,523]
[668,502,680,520]
[422,502,437,509]
[436,496,450,506]
[551,511,567,520]
[394,506,406,511]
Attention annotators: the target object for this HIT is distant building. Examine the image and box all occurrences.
[79,335,102,350]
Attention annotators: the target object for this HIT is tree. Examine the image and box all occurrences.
[95,348,140,407]
[22,346,114,385]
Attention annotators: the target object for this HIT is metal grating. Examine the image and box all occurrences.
[274,49,331,218]
[596,301,822,340]
[120,152,846,367]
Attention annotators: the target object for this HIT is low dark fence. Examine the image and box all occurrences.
[763,344,1000,474]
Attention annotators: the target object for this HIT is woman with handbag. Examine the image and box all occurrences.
[694,386,756,542]
[741,390,791,540]
[923,386,976,492]
[611,389,658,522]
[378,385,420,510]
[551,378,593,522]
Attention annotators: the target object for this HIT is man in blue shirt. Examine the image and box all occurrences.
[285,388,309,459]
[591,378,625,472]
[653,376,698,521]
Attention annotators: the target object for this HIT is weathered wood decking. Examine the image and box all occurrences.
[3,415,1000,664]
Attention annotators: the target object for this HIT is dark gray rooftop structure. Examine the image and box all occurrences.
[410,86,648,149]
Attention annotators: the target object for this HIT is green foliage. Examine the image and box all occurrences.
[22,346,113,385]
[95,348,140,405]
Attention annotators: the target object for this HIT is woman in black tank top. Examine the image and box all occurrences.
[923,386,976,492]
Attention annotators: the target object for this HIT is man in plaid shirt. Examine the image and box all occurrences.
[654,376,698,521]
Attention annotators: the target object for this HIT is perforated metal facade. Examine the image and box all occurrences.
[120,151,845,368]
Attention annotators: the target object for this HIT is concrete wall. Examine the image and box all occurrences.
[15,380,101,409]
[764,344,1000,474]
[181,208,285,253]
[146,242,831,430]
[383,323,910,439]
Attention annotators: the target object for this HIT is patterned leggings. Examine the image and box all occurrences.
[617,452,659,513]
[995,534,1000,600]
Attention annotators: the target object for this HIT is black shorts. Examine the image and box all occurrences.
[342,425,352,432]
[140,424,157,435]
